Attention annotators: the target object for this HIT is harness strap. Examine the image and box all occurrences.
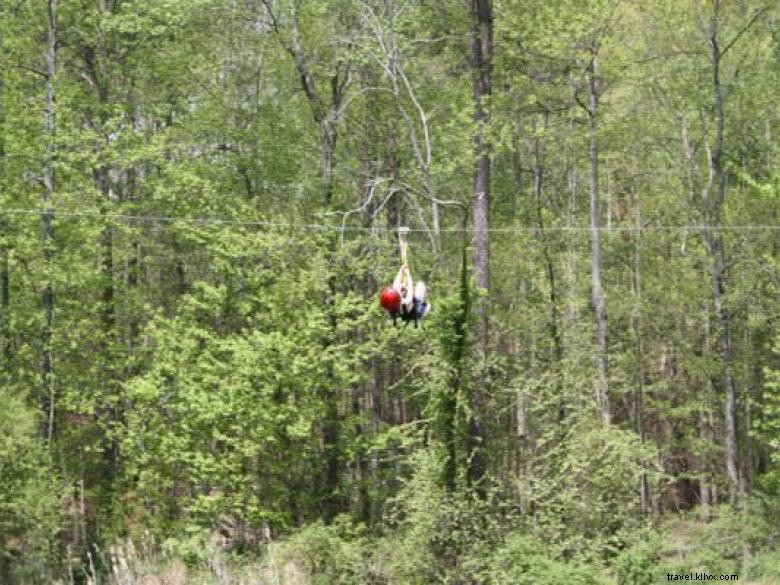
[396,227,414,309]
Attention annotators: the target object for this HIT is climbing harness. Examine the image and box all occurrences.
[378,227,430,328]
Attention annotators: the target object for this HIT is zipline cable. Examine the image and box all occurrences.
[0,208,779,232]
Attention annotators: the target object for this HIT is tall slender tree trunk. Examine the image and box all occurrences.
[586,48,610,425]
[320,242,343,520]
[0,242,8,369]
[532,114,562,365]
[471,0,492,349]
[529,114,564,428]
[683,115,719,517]
[468,0,492,491]
[700,316,716,520]
[91,0,116,341]
[95,168,114,333]
[88,2,124,504]
[0,229,9,375]
[630,184,650,515]
[41,0,58,444]
[321,114,339,205]
[704,0,740,503]
[0,72,10,372]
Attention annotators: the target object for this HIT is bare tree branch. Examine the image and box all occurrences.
[719,4,770,59]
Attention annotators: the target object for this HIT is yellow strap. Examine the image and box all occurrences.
[397,228,413,307]
[398,226,410,268]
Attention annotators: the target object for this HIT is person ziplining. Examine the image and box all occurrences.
[379,227,429,327]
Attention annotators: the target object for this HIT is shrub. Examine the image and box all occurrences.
[613,531,663,585]
[488,533,607,585]
[274,517,371,585]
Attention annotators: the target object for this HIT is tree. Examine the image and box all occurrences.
[41,0,58,444]
[261,0,356,205]
[582,36,611,426]
[471,0,492,351]
[700,0,770,504]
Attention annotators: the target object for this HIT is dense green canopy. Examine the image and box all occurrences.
[1,0,779,583]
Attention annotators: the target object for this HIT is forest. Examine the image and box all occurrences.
[1,0,780,583]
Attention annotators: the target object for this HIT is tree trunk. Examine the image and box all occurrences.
[321,104,339,205]
[320,248,343,520]
[468,0,492,491]
[93,5,115,339]
[0,73,9,371]
[95,167,115,333]
[586,48,610,425]
[532,114,562,365]
[529,114,564,427]
[41,0,58,444]
[0,243,8,368]
[704,0,740,503]
[630,184,650,515]
[471,0,492,351]
[90,0,123,500]
[263,2,348,205]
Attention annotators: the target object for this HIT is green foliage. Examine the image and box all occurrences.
[0,387,61,583]
[489,533,608,585]
[375,449,449,583]
[266,448,613,584]
[276,518,369,585]
[655,504,777,580]
[427,243,479,490]
[758,333,780,460]
[118,230,386,536]
[527,422,660,557]
[744,550,780,583]
[613,531,663,585]
[0,0,779,581]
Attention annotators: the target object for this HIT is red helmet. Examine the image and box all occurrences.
[379,286,401,313]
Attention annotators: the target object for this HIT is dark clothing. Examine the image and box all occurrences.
[398,297,427,327]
